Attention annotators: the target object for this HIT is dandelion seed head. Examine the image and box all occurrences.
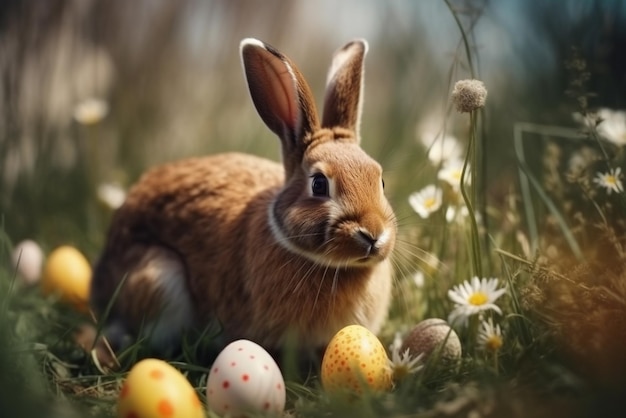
[452,79,487,113]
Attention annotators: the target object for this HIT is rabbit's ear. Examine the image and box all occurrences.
[322,39,368,141]
[240,39,319,163]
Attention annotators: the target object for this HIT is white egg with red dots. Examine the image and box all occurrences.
[206,339,286,417]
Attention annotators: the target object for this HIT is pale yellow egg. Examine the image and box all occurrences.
[117,358,205,418]
[321,325,392,395]
[41,245,92,313]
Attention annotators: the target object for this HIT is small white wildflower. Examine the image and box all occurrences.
[97,182,126,209]
[573,109,626,146]
[445,205,460,223]
[445,204,482,225]
[597,108,626,146]
[452,79,487,113]
[448,277,507,327]
[412,271,425,288]
[477,318,503,352]
[593,167,623,194]
[388,334,424,381]
[408,185,443,219]
[423,134,464,165]
[73,97,109,125]
[438,159,468,191]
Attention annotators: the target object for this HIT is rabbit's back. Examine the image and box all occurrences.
[91,153,284,334]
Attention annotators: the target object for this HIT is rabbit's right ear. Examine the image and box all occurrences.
[240,39,319,170]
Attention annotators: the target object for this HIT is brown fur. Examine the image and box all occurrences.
[90,38,395,351]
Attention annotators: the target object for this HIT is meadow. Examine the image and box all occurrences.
[1,0,626,416]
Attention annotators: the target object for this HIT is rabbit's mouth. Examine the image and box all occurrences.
[356,255,380,265]
[354,248,387,265]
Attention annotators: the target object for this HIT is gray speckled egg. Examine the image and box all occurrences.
[400,318,462,363]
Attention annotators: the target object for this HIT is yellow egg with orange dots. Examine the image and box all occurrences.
[117,358,205,418]
[321,325,392,395]
[41,245,92,313]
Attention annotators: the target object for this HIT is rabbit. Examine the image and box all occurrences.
[89,37,396,357]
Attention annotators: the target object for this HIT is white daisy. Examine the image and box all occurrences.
[387,333,424,381]
[593,167,623,194]
[408,185,443,219]
[596,108,626,146]
[574,108,626,146]
[445,205,462,223]
[447,277,506,327]
[73,97,109,125]
[477,318,503,352]
[418,129,465,166]
[438,159,468,191]
[429,135,464,165]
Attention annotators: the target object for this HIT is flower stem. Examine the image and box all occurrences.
[460,110,483,278]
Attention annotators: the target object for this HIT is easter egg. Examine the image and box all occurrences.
[11,239,44,285]
[41,245,92,312]
[400,318,462,363]
[117,358,204,418]
[321,325,392,395]
[206,339,285,417]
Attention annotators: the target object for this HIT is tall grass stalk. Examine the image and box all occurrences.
[513,122,584,259]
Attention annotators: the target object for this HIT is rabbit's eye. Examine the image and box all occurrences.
[311,174,329,197]
[382,178,385,189]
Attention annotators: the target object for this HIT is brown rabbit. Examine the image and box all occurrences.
[90,38,396,355]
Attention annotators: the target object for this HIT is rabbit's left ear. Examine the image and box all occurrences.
[321,39,368,141]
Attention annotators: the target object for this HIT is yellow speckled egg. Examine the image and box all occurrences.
[321,325,392,395]
[41,245,92,313]
[117,358,205,418]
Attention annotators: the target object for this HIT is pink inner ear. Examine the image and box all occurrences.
[260,55,299,132]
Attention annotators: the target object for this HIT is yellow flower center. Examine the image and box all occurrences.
[606,175,617,185]
[468,291,488,306]
[485,335,503,351]
[424,197,437,209]
[392,364,410,381]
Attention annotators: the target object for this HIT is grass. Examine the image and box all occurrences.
[2,1,626,417]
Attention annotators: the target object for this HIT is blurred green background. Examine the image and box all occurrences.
[1,0,625,259]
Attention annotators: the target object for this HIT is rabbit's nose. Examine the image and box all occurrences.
[356,230,378,256]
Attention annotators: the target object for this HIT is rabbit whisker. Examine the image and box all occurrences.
[311,262,332,319]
